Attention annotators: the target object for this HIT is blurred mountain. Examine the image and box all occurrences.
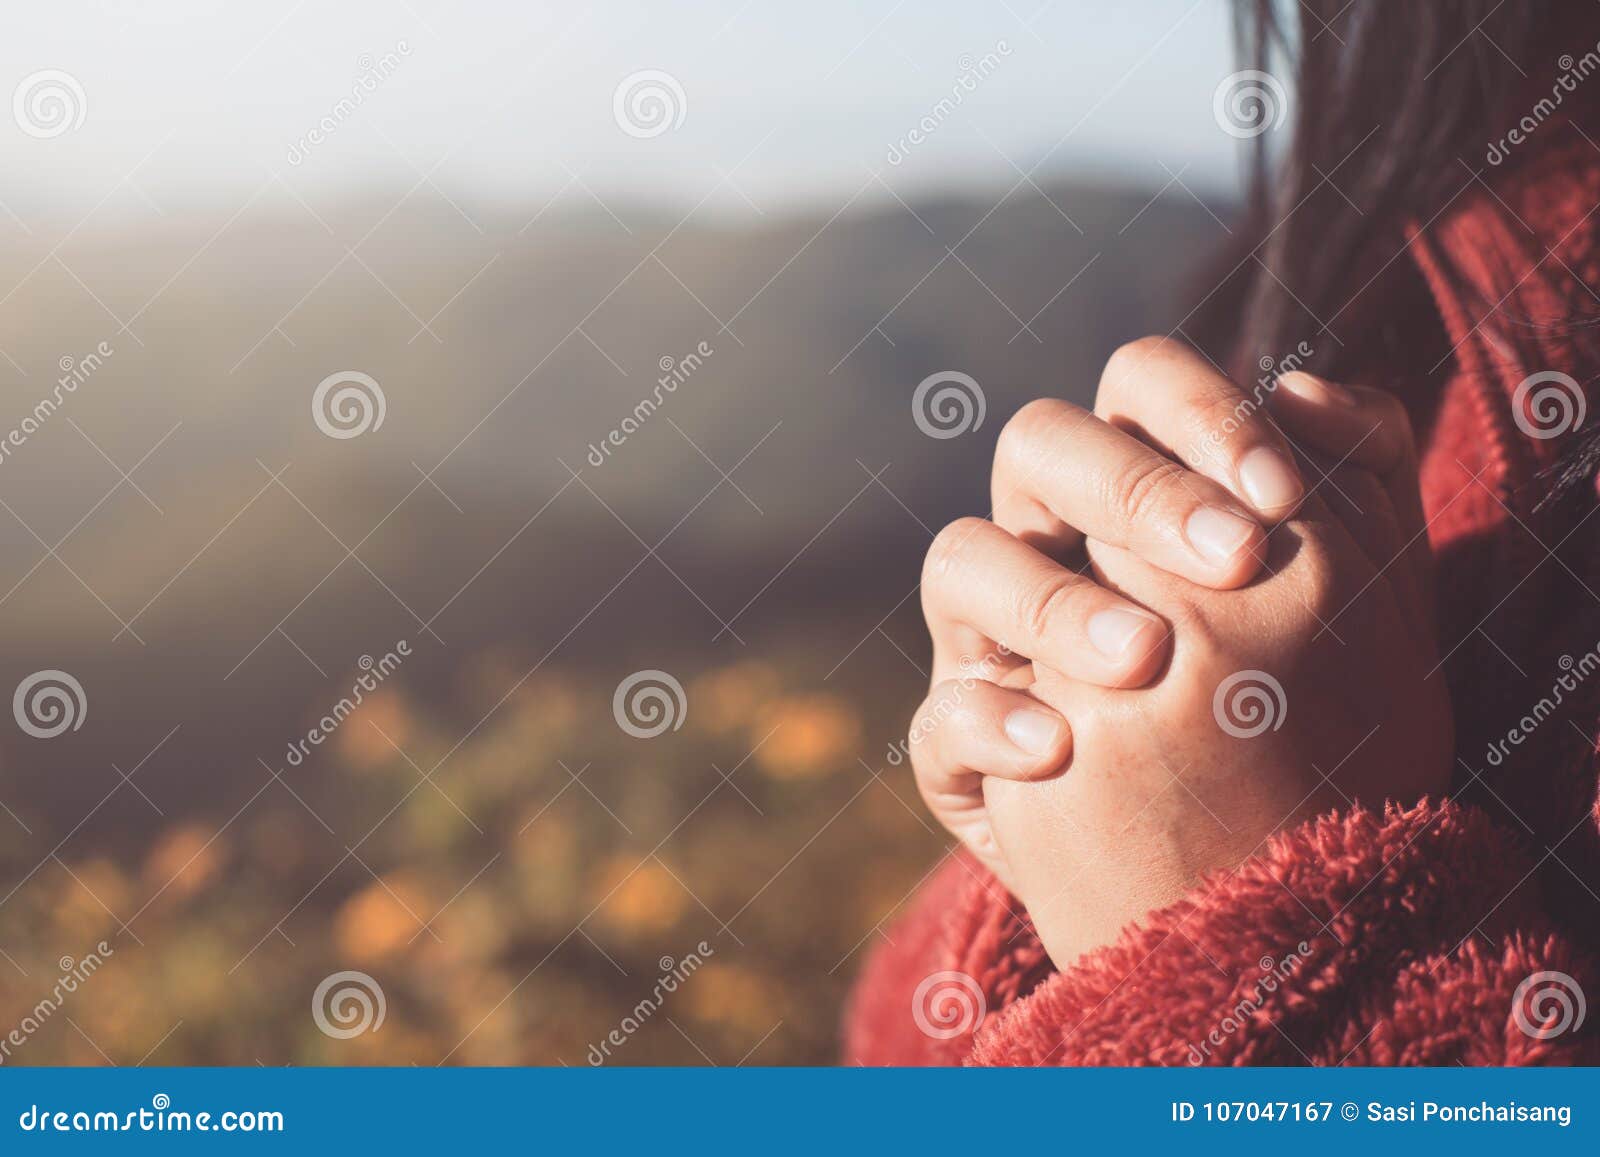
[0,177,1224,642]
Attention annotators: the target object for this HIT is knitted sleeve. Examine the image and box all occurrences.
[843,802,1597,1065]
[841,850,1052,1066]
[966,800,1596,1066]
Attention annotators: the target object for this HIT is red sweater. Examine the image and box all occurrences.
[844,139,1600,1066]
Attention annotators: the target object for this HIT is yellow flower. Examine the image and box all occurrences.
[753,693,862,780]
[52,857,131,940]
[588,856,685,936]
[335,690,412,770]
[690,662,781,735]
[141,826,223,902]
[684,962,783,1033]
[334,876,431,962]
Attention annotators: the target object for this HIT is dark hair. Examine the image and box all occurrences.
[1199,1,1600,505]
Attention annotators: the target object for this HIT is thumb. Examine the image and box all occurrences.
[1269,371,1434,639]
[1268,371,1425,543]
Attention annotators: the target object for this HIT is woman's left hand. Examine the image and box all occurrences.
[981,339,1455,966]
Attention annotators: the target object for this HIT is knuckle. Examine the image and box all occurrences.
[1376,396,1416,451]
[1189,388,1265,450]
[913,679,963,735]
[908,679,984,767]
[1015,571,1080,644]
[923,517,989,588]
[1105,455,1192,530]
[997,397,1070,468]
[1146,581,1221,654]
[1298,547,1345,622]
[1263,536,1344,630]
[1099,336,1170,400]
[1174,596,1227,656]
[905,694,948,777]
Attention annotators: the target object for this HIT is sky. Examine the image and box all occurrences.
[0,0,1243,221]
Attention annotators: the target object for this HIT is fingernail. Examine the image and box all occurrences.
[1279,371,1356,407]
[1004,707,1065,756]
[1185,507,1256,565]
[1238,446,1303,512]
[1087,606,1160,661]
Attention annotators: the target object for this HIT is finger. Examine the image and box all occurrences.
[926,613,1029,697]
[923,517,1171,687]
[909,677,1073,789]
[1316,462,1404,575]
[1316,460,1429,633]
[991,400,1268,589]
[1270,371,1424,542]
[1094,336,1306,521]
[1269,371,1434,634]
[908,678,1071,891]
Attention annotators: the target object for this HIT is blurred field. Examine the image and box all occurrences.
[0,177,1219,1063]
